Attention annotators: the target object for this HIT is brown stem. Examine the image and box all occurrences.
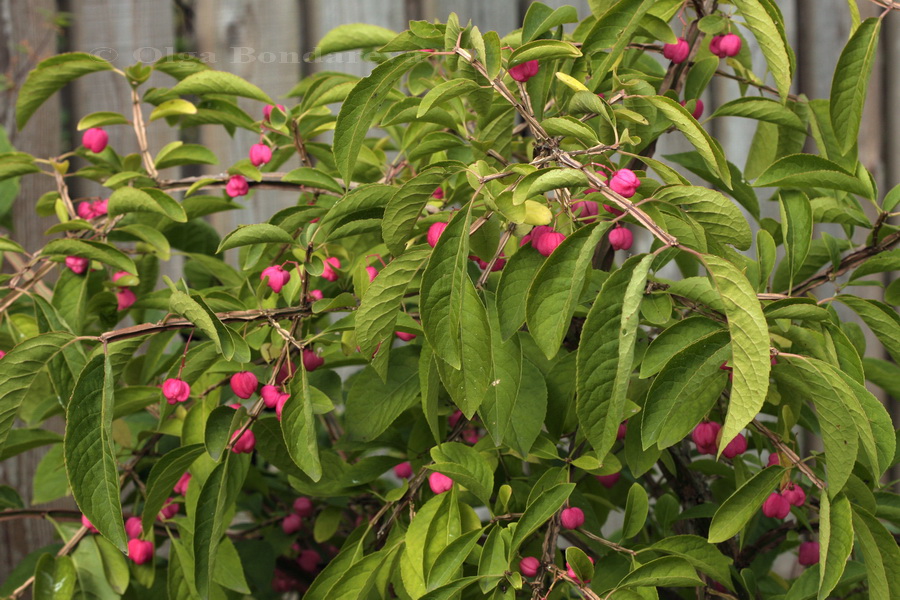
[131,88,158,179]
[752,418,826,490]
[789,230,900,296]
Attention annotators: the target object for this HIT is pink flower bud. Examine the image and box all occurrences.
[509,59,539,83]
[448,410,464,429]
[282,513,302,535]
[261,384,288,409]
[162,378,191,405]
[762,492,791,519]
[276,394,289,420]
[116,288,137,311]
[681,98,704,119]
[721,432,748,459]
[566,556,594,584]
[767,453,780,467]
[393,461,413,479]
[663,38,690,63]
[432,187,444,200]
[429,471,453,494]
[230,371,258,399]
[297,549,321,573]
[302,348,324,372]
[127,539,154,565]
[781,483,806,507]
[709,35,723,57]
[230,428,256,454]
[309,289,324,301]
[260,265,291,293]
[427,222,448,248]
[534,231,565,257]
[366,266,378,282]
[463,429,480,444]
[609,169,640,198]
[395,331,416,341]
[692,421,721,455]
[321,256,341,282]
[596,472,621,488]
[609,226,633,251]
[173,472,191,496]
[718,33,741,57]
[77,201,95,219]
[293,497,314,517]
[82,128,109,153]
[519,556,540,577]
[111,270,130,283]
[798,541,820,566]
[125,516,143,539]
[92,198,108,217]
[560,507,585,530]
[225,175,249,198]
[616,421,628,441]
[249,143,273,167]
[66,256,89,275]
[263,104,286,121]
[572,200,599,223]
[81,514,98,534]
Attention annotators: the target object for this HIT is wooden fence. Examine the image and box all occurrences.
[1,0,898,581]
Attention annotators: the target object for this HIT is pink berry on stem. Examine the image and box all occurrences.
[662,38,690,63]
[762,492,791,519]
[519,556,540,577]
[81,515,98,534]
[321,256,341,281]
[293,497,314,517]
[718,33,741,57]
[260,265,290,293]
[263,104,286,121]
[609,226,633,251]
[509,59,539,82]
[395,331,416,341]
[427,222,448,248]
[297,549,321,573]
[82,128,108,153]
[431,186,444,200]
[609,168,640,198]
[309,289,324,301]
[596,472,621,488]
[767,453,780,467]
[560,507,585,530]
[282,513,302,535]
[162,378,191,405]
[230,429,256,454]
[721,432,748,459]
[66,256,89,275]
[230,371,258,399]
[249,143,272,167]
[302,348,324,372]
[798,541,820,566]
[429,472,453,494]
[127,539,154,565]
[692,421,721,455]
[125,517,142,539]
[571,200,599,223]
[173,472,191,496]
[116,288,137,311]
[617,421,628,441]
[393,461,413,479]
[781,483,806,507]
[225,175,249,198]
[534,231,565,257]
[366,266,378,282]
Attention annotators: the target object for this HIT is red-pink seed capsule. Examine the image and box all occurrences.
[681,98,704,119]
[92,198,108,217]
[395,331,416,341]
[125,516,143,540]
[596,472,621,488]
[282,513,302,535]
[431,186,444,200]
[302,348,324,372]
[263,104,286,121]
[662,37,690,63]
[721,432,748,459]
[509,59,539,82]
[781,483,806,507]
[572,200,599,223]
[767,453,780,467]
[718,33,741,57]
[321,256,341,282]
[534,231,565,257]
[230,429,256,454]
[293,497,314,517]
[81,514,99,534]
[609,226,633,251]
[66,256,89,275]
[297,549,320,573]
[82,127,108,153]
[117,288,137,311]
[261,265,290,293]
[609,168,640,198]
[230,371,258,399]
[427,221,448,248]
[127,539,154,565]
[691,421,721,450]
[393,461,413,479]
[519,556,540,577]
[162,378,191,405]
[559,507,585,530]
[798,541,820,566]
[77,201,95,219]
[762,492,791,519]
[260,384,284,408]
[249,143,272,167]
[616,421,628,441]
[173,472,191,496]
[366,266,378,282]
[225,175,249,198]
[429,471,453,494]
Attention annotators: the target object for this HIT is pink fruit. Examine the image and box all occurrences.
[275,395,289,420]
[249,143,272,167]
[572,200,599,223]
[509,59,539,83]
[609,226,633,251]
[721,432,748,459]
[159,498,179,520]
[767,453,780,467]
[429,472,453,494]
[609,169,640,198]
[77,201,95,219]
[92,198,108,217]
[230,428,256,454]
[566,556,594,584]
[230,371,258,399]
[393,461,413,478]
[463,429,480,445]
[519,556,540,577]
[293,497,314,517]
[309,289,324,301]
[260,265,291,293]
[663,38,690,63]
[225,174,249,198]
[448,410,464,429]
[173,472,191,496]
[82,128,108,153]
[709,35,723,57]
[302,348,324,372]
[427,221,448,248]
[125,517,142,539]
[66,256,89,275]
[432,187,444,200]
[297,549,320,573]
[81,514,98,534]
[395,331,416,341]
[798,541,820,566]
[116,288,137,311]
[560,507,585,530]
[762,492,791,519]
[282,513,302,535]
[681,98,704,119]
[162,378,191,405]
[717,33,741,57]
[603,203,624,217]
[111,270,130,283]
[596,472,621,488]
[692,421,721,455]
[534,231,565,257]
[127,539,154,565]
[260,385,288,409]
[617,421,628,441]
[0,350,5,359]
[263,104,286,121]
[321,256,341,282]
[781,483,806,507]
[366,266,378,282]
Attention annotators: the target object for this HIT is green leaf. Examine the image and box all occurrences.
[509,483,575,559]
[565,547,595,584]
[428,528,483,590]
[168,291,249,363]
[851,507,900,600]
[402,490,459,597]
[0,236,25,254]
[213,537,250,594]
[754,154,874,198]
[334,52,425,184]
[76,111,129,130]
[705,255,771,450]
[172,70,274,103]
[617,556,703,588]
[834,296,900,364]
[429,443,494,507]
[281,167,345,195]
[16,53,114,129]
[778,190,813,291]
[114,224,171,260]
[526,223,611,359]
[639,317,724,378]
[831,366,894,479]
[641,331,730,449]
[311,23,398,58]
[732,0,793,102]
[418,79,481,118]
[582,0,655,77]
[345,345,420,442]
[154,143,217,169]
[108,187,188,222]
[645,96,732,188]
[708,466,784,543]
[830,18,881,154]
[513,168,589,206]
[576,255,653,460]
[710,97,806,130]
[647,536,734,589]
[522,3,579,43]
[622,483,649,539]
[508,40,581,67]
[496,246,544,340]
[818,494,853,600]
[283,362,322,481]
[64,355,127,552]
[141,444,204,536]
[654,185,752,250]
[94,535,130,594]
[382,170,447,255]
[42,239,136,275]
[33,554,77,600]
[216,223,293,253]
[541,117,599,144]
[0,428,61,461]
[149,98,197,121]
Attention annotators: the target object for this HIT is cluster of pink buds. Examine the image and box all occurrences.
[82,128,108,153]
[77,198,108,220]
[662,38,690,63]
[261,264,291,293]
[509,59,539,82]
[762,482,806,519]
[710,34,741,58]
[226,175,249,198]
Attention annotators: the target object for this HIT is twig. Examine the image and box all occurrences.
[576,528,637,556]
[751,418,826,491]
[789,230,900,296]
[131,88,158,179]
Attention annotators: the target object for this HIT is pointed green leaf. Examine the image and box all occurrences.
[732,0,793,102]
[830,18,881,154]
[818,494,853,600]
[43,239,136,275]
[141,444,204,536]
[16,53,113,129]
[754,154,873,198]
[216,224,293,253]
[172,70,273,103]
[283,362,322,481]
[708,466,784,543]
[311,23,398,58]
[382,170,447,255]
